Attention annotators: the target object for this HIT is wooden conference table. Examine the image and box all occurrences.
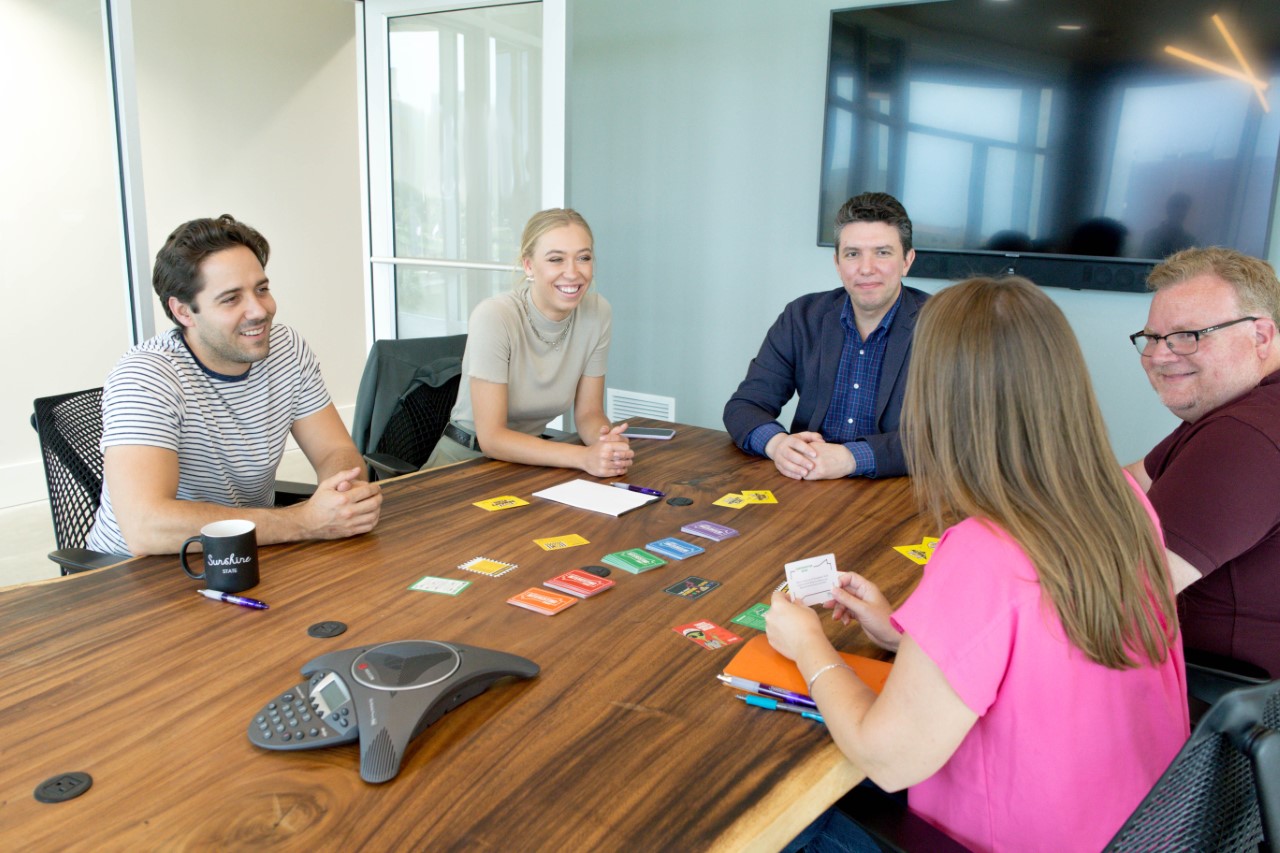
[0,423,928,851]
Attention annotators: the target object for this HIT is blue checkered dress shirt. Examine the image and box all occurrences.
[746,293,901,477]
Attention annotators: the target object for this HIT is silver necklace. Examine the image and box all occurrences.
[522,286,573,350]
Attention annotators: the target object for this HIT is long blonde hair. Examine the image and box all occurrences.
[902,277,1176,668]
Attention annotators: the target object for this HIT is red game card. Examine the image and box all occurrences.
[673,620,741,650]
[507,588,578,615]
[544,569,615,598]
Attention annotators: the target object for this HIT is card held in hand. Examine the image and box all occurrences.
[783,553,838,607]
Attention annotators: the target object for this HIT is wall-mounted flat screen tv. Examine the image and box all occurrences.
[818,0,1280,291]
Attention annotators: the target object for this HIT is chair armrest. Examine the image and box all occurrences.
[273,480,315,506]
[835,783,973,853]
[1250,727,1280,846]
[1185,647,1270,710]
[364,453,417,481]
[48,548,129,576]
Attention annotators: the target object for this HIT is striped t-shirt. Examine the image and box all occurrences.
[85,325,331,555]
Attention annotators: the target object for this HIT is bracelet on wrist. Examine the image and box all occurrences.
[806,661,854,695]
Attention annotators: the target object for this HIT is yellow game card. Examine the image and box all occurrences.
[713,493,749,509]
[473,495,530,511]
[892,534,941,565]
[533,534,589,551]
[458,557,518,576]
[893,542,932,565]
[740,490,778,504]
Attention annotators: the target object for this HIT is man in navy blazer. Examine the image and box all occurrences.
[723,193,927,480]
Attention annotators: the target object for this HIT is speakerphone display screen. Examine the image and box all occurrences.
[317,679,347,712]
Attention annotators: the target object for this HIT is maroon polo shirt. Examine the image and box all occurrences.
[1144,370,1280,676]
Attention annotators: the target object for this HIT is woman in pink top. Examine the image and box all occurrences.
[767,277,1189,852]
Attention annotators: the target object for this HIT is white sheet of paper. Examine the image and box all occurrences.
[531,479,658,517]
[784,553,839,607]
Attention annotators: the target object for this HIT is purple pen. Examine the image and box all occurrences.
[717,674,818,709]
[198,589,269,610]
[757,683,818,709]
[613,482,666,497]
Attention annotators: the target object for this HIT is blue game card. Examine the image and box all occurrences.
[645,537,705,560]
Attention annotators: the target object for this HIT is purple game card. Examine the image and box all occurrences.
[680,520,740,542]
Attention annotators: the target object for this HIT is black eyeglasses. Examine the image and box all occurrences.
[1129,316,1257,356]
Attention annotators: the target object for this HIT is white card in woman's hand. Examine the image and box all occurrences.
[784,553,838,606]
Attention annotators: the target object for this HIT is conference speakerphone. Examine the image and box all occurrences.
[248,640,539,782]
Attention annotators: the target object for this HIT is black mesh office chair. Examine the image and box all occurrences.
[351,335,467,480]
[364,368,462,479]
[31,388,128,574]
[32,388,314,574]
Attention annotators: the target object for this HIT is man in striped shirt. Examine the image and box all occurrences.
[85,215,382,556]
[723,193,928,480]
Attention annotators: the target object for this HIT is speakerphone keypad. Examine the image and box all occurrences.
[247,672,357,751]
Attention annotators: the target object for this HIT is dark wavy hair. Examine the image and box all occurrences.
[153,214,270,324]
[834,192,913,253]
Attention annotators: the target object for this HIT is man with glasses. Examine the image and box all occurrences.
[1125,246,1280,677]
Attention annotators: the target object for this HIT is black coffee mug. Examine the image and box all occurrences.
[181,519,260,593]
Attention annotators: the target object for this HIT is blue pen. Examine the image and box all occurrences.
[612,482,666,497]
[736,693,825,724]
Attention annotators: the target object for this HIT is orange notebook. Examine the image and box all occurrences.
[723,635,892,695]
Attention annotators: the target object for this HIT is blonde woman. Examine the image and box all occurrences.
[425,208,632,476]
[767,277,1189,852]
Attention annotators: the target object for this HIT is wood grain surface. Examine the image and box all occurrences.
[0,423,929,851]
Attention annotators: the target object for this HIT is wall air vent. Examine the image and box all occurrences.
[606,389,675,422]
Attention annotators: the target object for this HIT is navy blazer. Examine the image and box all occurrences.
[722,285,928,478]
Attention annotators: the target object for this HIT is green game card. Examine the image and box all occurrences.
[730,603,770,631]
[601,548,668,574]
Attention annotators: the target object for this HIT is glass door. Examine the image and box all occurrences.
[360,0,565,340]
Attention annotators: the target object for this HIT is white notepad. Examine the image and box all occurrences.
[532,479,659,517]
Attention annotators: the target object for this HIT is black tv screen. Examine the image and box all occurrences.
[818,0,1280,292]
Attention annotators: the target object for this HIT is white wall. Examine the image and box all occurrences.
[564,0,1280,464]
[1,0,134,506]
[133,0,365,413]
[5,0,365,511]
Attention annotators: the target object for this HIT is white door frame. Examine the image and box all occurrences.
[356,0,566,345]
[102,0,153,344]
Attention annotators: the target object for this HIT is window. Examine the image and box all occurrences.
[360,0,566,340]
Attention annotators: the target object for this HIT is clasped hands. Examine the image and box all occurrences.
[765,431,855,480]
[584,422,634,478]
[765,570,903,662]
[301,467,383,539]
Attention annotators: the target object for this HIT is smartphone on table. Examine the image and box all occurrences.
[621,426,676,440]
